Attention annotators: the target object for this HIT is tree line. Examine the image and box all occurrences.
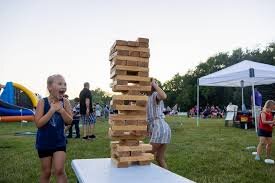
[161,42,275,111]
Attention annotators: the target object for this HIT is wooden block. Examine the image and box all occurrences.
[139,81,151,86]
[129,51,140,57]
[113,95,148,101]
[138,61,149,67]
[137,37,149,43]
[113,45,150,53]
[125,120,138,125]
[116,144,152,152]
[115,40,128,46]
[114,105,146,111]
[128,41,139,47]
[115,151,131,157]
[110,59,127,69]
[114,65,149,72]
[140,52,150,58]
[132,130,147,136]
[111,55,149,63]
[138,71,149,77]
[110,70,127,79]
[112,125,147,131]
[131,151,142,156]
[139,42,149,48]
[137,120,148,125]
[127,60,137,66]
[112,85,151,92]
[119,139,139,146]
[112,158,129,168]
[118,153,154,162]
[114,80,128,85]
[115,75,150,82]
[110,135,145,141]
[138,161,151,165]
[136,100,148,106]
[110,141,119,148]
[111,100,124,106]
[109,120,125,126]
[123,111,147,116]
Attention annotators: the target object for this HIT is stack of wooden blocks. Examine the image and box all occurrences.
[109,37,154,168]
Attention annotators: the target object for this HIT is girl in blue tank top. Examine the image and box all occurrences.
[35,74,73,183]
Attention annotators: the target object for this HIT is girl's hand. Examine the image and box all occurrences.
[151,79,158,88]
[50,101,63,112]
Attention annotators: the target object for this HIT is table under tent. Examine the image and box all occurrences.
[197,60,275,132]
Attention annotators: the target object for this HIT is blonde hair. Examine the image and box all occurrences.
[47,74,64,92]
[262,100,275,112]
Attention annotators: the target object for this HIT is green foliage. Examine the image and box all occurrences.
[163,42,275,111]
[91,88,112,106]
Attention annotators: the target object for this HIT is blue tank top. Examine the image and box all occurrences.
[36,98,66,150]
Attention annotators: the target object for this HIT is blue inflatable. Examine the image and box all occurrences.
[0,107,34,116]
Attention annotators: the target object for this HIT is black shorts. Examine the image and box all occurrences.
[37,146,66,158]
[258,128,272,137]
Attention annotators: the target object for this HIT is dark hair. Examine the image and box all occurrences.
[84,82,89,88]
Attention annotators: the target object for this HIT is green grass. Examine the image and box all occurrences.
[0,116,274,183]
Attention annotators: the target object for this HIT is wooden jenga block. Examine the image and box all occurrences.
[112,65,149,73]
[111,125,147,131]
[140,51,150,58]
[114,151,131,157]
[110,55,149,62]
[125,120,138,125]
[137,120,148,125]
[112,85,151,93]
[127,41,139,47]
[138,61,149,67]
[129,51,140,57]
[127,60,138,66]
[138,161,151,165]
[112,158,129,168]
[114,75,150,82]
[112,95,148,101]
[137,37,149,43]
[119,139,139,146]
[114,105,146,111]
[112,45,150,53]
[139,42,149,48]
[115,144,152,152]
[117,153,154,162]
[131,151,143,156]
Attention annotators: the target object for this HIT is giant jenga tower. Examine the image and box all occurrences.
[109,38,154,168]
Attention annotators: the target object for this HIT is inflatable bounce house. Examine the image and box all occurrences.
[0,82,38,122]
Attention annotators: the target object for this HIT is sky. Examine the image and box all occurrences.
[1,0,275,98]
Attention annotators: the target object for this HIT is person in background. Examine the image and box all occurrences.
[67,97,80,138]
[79,82,96,140]
[103,105,109,119]
[255,100,275,162]
[34,74,73,183]
[95,103,102,118]
[251,88,262,125]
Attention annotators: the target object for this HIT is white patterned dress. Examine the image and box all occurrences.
[147,92,171,144]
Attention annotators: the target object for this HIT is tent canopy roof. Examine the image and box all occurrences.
[198,60,275,87]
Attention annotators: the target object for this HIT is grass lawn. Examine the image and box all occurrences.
[0,116,275,183]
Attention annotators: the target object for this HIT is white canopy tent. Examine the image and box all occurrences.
[197,60,275,132]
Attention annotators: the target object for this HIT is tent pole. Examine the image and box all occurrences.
[197,79,199,127]
[252,84,257,133]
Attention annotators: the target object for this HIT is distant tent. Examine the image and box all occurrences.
[197,60,275,132]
